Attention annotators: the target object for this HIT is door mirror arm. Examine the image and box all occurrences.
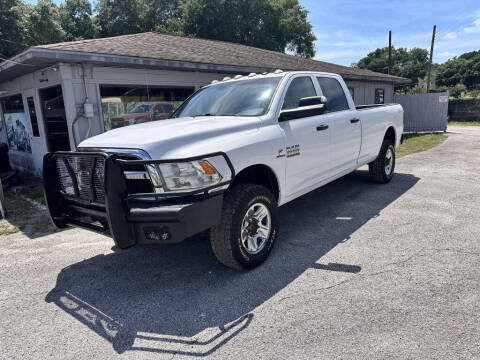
[278,104,327,122]
[298,96,327,107]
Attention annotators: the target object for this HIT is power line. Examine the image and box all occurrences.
[0,38,34,66]
[0,55,36,67]
[0,37,30,48]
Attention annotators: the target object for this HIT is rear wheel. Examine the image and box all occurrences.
[369,139,395,183]
[210,183,278,270]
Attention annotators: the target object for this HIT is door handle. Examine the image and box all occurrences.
[350,118,360,123]
[316,124,329,131]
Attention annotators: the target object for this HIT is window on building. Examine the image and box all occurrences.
[1,94,32,152]
[282,76,316,110]
[375,88,385,104]
[316,77,349,112]
[26,97,40,137]
[99,85,194,131]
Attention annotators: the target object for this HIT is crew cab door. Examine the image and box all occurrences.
[278,75,331,198]
[315,76,361,172]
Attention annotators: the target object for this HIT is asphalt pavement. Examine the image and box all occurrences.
[1,126,479,359]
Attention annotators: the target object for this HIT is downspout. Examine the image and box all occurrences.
[71,63,91,147]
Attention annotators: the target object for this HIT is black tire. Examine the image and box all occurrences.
[369,139,395,183]
[210,183,278,270]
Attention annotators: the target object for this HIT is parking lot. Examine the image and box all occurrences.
[1,125,479,359]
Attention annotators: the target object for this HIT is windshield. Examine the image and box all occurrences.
[172,77,281,118]
[129,104,153,113]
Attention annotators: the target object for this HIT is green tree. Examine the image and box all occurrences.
[0,0,27,58]
[276,0,316,57]
[436,51,480,90]
[25,0,65,45]
[59,0,96,41]
[144,0,185,34]
[95,0,149,37]
[436,58,467,88]
[180,0,315,57]
[353,47,429,82]
[455,51,480,90]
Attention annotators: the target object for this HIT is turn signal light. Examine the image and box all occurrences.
[199,160,217,175]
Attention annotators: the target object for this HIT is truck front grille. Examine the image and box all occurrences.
[55,155,106,203]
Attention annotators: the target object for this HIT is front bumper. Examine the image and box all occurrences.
[43,151,232,248]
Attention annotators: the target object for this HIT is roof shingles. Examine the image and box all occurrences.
[36,32,407,82]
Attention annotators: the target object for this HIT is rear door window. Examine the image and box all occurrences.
[316,77,349,112]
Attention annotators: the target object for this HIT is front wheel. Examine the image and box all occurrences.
[369,139,395,183]
[210,183,278,270]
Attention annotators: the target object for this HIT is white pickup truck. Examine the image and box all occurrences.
[43,71,403,270]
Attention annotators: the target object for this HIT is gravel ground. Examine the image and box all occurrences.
[0,126,479,359]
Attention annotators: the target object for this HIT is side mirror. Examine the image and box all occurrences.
[298,96,327,107]
[279,103,327,122]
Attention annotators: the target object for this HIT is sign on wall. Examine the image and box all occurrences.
[5,112,32,153]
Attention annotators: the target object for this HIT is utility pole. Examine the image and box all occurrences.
[388,30,392,75]
[426,25,436,93]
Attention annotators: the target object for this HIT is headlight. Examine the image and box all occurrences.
[146,155,231,193]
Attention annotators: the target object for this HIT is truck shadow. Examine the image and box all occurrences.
[45,169,419,356]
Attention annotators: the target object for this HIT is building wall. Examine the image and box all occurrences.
[0,67,62,174]
[0,64,231,174]
[344,80,394,105]
[0,63,396,175]
[65,64,232,146]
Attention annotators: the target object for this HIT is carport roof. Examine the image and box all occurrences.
[0,32,410,84]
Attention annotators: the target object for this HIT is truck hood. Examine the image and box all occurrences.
[79,116,261,159]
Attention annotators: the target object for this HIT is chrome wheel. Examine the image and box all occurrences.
[240,203,271,254]
[385,147,394,175]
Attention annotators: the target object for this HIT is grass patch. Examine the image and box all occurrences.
[448,121,480,126]
[17,184,45,205]
[0,221,20,235]
[0,173,53,238]
[0,189,55,237]
[397,133,448,158]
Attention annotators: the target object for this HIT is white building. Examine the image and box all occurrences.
[0,32,408,175]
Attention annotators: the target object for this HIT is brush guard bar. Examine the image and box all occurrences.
[43,151,234,248]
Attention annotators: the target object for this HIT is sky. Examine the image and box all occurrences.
[300,0,480,65]
[25,0,480,66]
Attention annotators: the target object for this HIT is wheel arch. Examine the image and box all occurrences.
[231,164,280,202]
[384,126,397,145]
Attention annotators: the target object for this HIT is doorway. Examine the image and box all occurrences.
[39,86,70,151]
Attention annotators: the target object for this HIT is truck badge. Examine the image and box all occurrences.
[286,144,300,158]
